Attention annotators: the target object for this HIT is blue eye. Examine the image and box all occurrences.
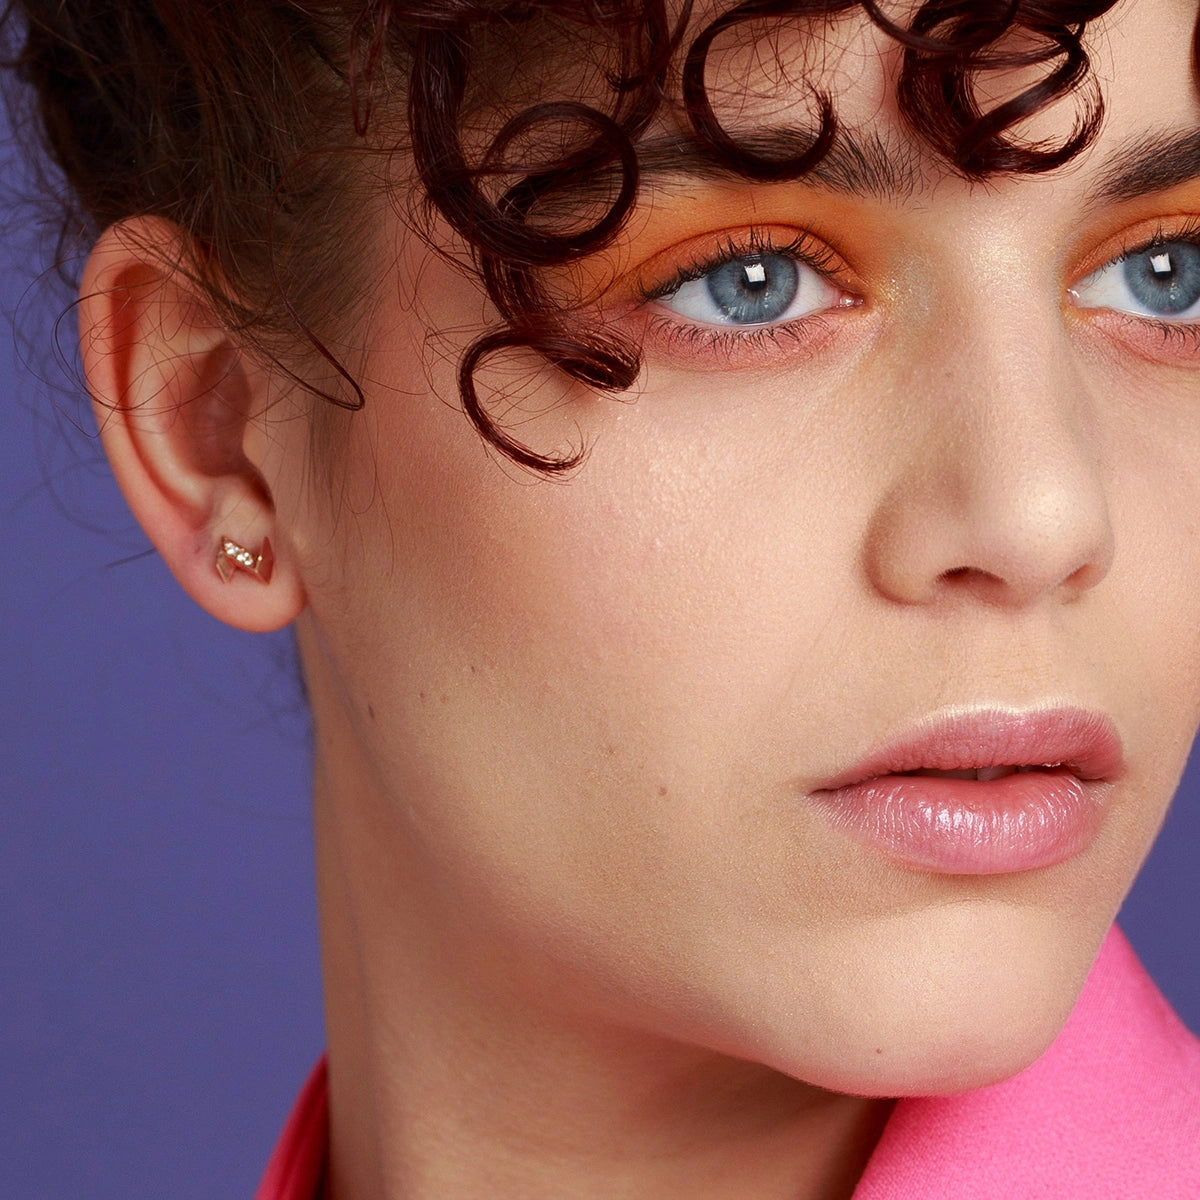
[658,252,843,327]
[1072,240,1200,320]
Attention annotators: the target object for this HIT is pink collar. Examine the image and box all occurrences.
[254,1055,327,1200]
[256,927,1200,1200]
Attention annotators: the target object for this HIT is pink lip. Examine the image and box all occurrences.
[810,708,1124,875]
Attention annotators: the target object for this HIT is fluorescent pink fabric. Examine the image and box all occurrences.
[254,1056,327,1200]
[256,927,1200,1200]
[853,925,1200,1197]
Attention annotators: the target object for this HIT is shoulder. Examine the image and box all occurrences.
[855,926,1200,1198]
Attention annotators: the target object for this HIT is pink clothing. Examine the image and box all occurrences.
[256,926,1200,1200]
[255,1055,327,1200]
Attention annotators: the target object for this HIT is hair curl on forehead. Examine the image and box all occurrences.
[2,0,1161,472]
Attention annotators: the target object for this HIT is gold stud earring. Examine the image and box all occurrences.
[215,535,274,584]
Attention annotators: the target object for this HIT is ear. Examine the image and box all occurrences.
[78,217,305,632]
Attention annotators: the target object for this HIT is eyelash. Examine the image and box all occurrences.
[634,228,852,359]
[638,228,841,301]
[1109,216,1200,266]
[1145,326,1200,352]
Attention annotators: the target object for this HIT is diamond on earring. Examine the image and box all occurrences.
[215,535,274,584]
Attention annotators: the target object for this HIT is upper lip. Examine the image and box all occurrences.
[819,706,1125,790]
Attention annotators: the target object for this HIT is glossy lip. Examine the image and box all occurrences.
[810,708,1125,875]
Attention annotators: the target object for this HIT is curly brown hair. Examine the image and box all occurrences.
[4,0,1161,472]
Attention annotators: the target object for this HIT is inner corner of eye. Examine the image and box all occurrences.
[1067,264,1104,302]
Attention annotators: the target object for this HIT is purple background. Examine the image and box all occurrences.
[3,105,1199,1200]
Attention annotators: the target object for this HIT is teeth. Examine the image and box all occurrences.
[975,765,1014,782]
[910,765,1037,780]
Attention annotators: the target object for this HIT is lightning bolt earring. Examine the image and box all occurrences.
[215,535,274,585]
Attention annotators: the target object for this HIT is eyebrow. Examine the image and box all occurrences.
[550,121,1200,216]
[636,124,1200,207]
[1091,127,1200,204]
[631,126,928,201]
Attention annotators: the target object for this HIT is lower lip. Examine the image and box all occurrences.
[811,770,1109,874]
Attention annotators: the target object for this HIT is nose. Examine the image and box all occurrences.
[865,322,1115,609]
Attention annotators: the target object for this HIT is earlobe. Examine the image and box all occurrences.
[78,217,306,633]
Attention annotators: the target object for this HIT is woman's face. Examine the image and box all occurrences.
[272,0,1200,1095]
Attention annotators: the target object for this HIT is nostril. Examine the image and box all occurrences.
[935,565,1011,602]
[941,566,997,586]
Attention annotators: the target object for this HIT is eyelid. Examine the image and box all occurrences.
[1069,213,1200,286]
[632,225,857,303]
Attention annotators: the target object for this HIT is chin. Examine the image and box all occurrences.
[718,900,1110,1099]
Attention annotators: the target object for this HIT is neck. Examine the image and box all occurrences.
[312,767,891,1200]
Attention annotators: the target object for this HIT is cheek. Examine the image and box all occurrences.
[342,356,859,768]
[1104,383,1200,773]
[303,353,880,1009]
